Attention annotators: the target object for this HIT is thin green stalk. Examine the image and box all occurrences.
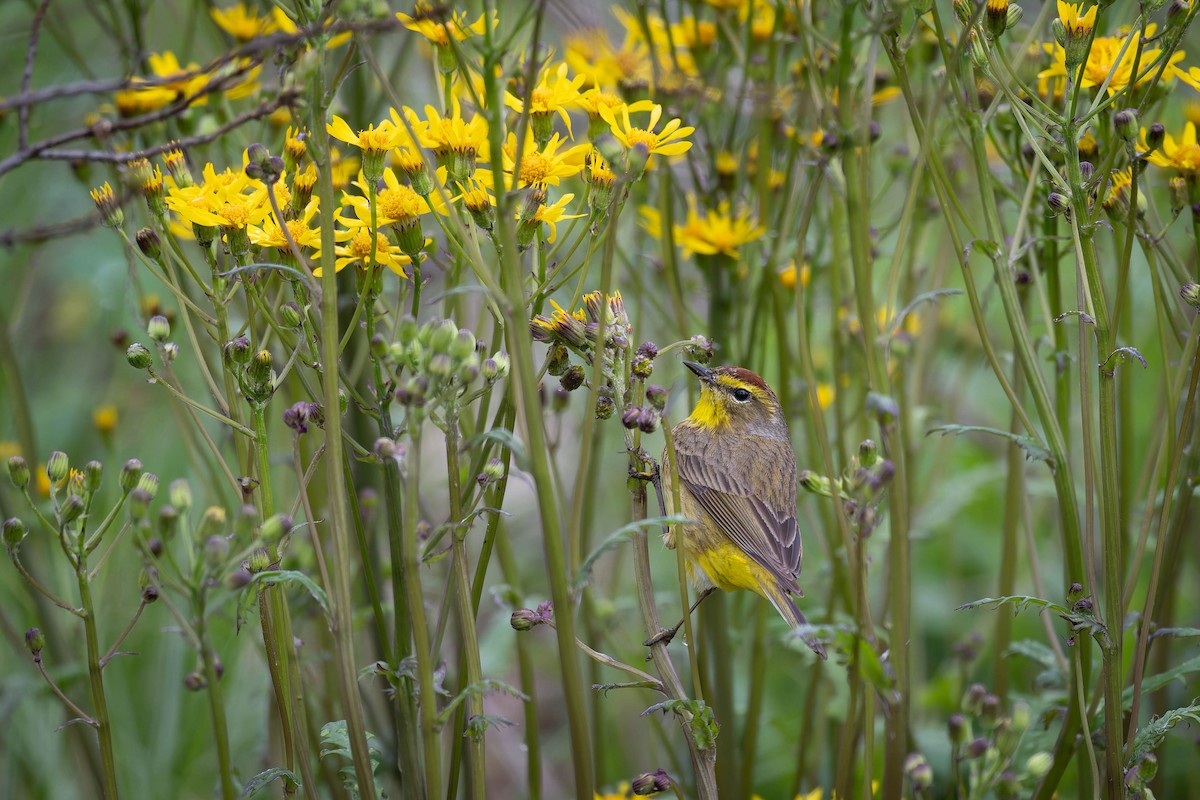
[402,426,442,800]
[312,48,380,800]
[74,550,119,799]
[196,596,236,800]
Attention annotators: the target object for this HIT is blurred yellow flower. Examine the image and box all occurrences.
[780,262,812,290]
[643,197,764,258]
[210,3,278,42]
[396,5,490,46]
[1141,122,1200,174]
[93,405,119,435]
[529,193,584,243]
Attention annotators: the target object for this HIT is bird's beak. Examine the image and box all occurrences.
[683,360,714,382]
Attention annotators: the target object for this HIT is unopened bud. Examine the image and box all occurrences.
[510,608,539,631]
[247,548,271,573]
[451,329,477,360]
[8,456,30,489]
[645,384,668,410]
[637,408,659,433]
[84,460,103,493]
[126,342,152,369]
[147,315,170,342]
[1026,752,1053,777]
[205,535,230,566]
[136,472,159,498]
[1181,283,1200,311]
[1113,108,1137,141]
[279,301,303,329]
[1145,123,1165,152]
[259,513,293,544]
[904,753,933,791]
[3,517,28,552]
[25,627,45,656]
[1169,177,1189,213]
[58,494,85,525]
[622,407,642,429]
[168,479,192,511]
[963,683,987,715]
[547,344,569,377]
[136,228,161,259]
[1047,191,1070,216]
[46,451,69,483]
[964,737,989,759]
[119,459,143,493]
[631,769,672,795]
[374,437,399,460]
[560,365,585,391]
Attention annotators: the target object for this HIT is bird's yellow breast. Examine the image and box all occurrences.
[687,539,774,598]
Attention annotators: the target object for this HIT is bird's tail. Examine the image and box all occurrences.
[764,583,827,660]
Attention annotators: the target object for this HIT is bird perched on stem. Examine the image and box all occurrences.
[655,361,826,659]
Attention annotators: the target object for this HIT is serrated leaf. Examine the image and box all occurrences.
[1150,627,1200,641]
[641,698,719,750]
[247,570,330,619]
[927,424,1054,466]
[1101,346,1148,372]
[574,514,692,591]
[319,721,385,800]
[1127,700,1200,764]
[240,767,299,797]
[958,595,1106,640]
[436,679,530,730]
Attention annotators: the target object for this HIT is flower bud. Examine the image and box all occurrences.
[985,0,1010,39]
[451,329,477,360]
[156,505,177,539]
[46,451,69,484]
[259,513,293,544]
[1026,751,1053,777]
[25,627,45,657]
[996,770,1019,799]
[560,365,585,392]
[119,459,143,493]
[637,408,659,433]
[1145,122,1165,152]
[595,395,614,419]
[1005,4,1022,30]
[127,342,152,369]
[964,737,989,759]
[247,547,271,573]
[169,479,192,511]
[622,407,642,429]
[1113,108,1137,141]
[128,487,152,519]
[3,517,28,553]
[1169,177,1189,213]
[58,494,85,525]
[981,693,1002,726]
[1047,191,1070,216]
[632,769,672,795]
[205,535,230,566]
[510,608,539,631]
[84,460,103,493]
[1167,0,1188,28]
[547,344,570,377]
[184,671,205,691]
[223,335,252,368]
[136,228,161,259]
[147,315,170,342]
[141,584,160,604]
[136,471,159,498]
[1078,161,1094,182]
[963,683,987,715]
[279,301,303,329]
[1067,581,1084,602]
[645,384,668,411]
[482,458,505,483]
[248,349,273,386]
[398,314,419,344]
[429,319,459,355]
[8,456,30,489]
[904,753,933,791]
[428,353,454,378]
[374,437,399,461]
[1181,283,1200,311]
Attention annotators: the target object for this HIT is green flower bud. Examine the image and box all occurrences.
[428,353,454,378]
[547,344,570,377]
[46,451,70,484]
[169,479,192,511]
[1026,752,1053,778]
[84,460,103,493]
[904,754,933,791]
[1047,191,1070,216]
[1113,108,1138,141]
[136,471,159,498]
[223,335,252,367]
[485,352,510,380]
[120,459,143,493]
[645,384,667,410]
[1005,4,1022,31]
[1145,122,1165,152]
[58,494,85,525]
[157,505,178,538]
[1169,177,1189,213]
[986,0,1010,39]
[25,627,45,656]
[482,458,505,483]
[127,342,153,369]
[451,329,477,360]
[3,517,28,553]
[1181,282,1200,311]
[279,301,303,329]
[204,535,230,566]
[128,487,152,519]
[259,513,293,544]
[247,548,271,574]
[510,608,539,631]
[136,228,161,259]
[248,349,274,386]
[429,319,458,355]
[147,315,171,342]
[8,456,30,489]
[196,506,226,540]
[457,353,480,384]
[398,314,419,344]
[948,713,967,745]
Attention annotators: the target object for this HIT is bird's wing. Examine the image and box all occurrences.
[674,433,802,592]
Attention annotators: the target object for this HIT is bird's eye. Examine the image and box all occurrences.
[732,388,752,402]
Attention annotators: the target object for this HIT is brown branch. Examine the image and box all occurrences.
[19,0,54,151]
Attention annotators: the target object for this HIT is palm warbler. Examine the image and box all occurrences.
[661,361,826,659]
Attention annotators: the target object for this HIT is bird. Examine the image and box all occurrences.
[654,360,826,659]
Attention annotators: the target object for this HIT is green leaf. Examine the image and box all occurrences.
[1006,639,1060,669]
[319,721,385,800]
[436,679,530,732]
[239,768,299,797]
[574,514,692,591]
[641,698,719,750]
[470,428,528,472]
[1092,654,1200,724]
[958,595,1106,640]
[1149,627,1200,642]
[1126,700,1200,765]
[927,425,1054,466]
[247,570,330,619]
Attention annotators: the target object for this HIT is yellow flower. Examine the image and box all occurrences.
[598,103,694,158]
[505,62,586,138]
[643,197,764,258]
[327,115,408,155]
[93,405,119,435]
[670,16,718,49]
[1141,122,1200,173]
[529,193,584,243]
[249,197,322,252]
[1057,1,1097,38]
[210,3,279,42]
[270,7,351,48]
[341,169,438,227]
[165,162,271,231]
[493,131,590,189]
[314,203,414,277]
[396,5,490,46]
[1040,24,1198,95]
[406,102,489,160]
[564,25,650,89]
[780,261,812,290]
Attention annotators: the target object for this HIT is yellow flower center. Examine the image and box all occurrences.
[358,126,393,153]
[348,231,381,259]
[218,203,251,227]
[518,152,553,185]
[624,128,660,150]
[379,185,423,220]
[530,87,552,110]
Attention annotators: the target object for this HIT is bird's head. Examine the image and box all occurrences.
[682,361,787,436]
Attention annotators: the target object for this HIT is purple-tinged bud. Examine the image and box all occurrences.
[560,364,585,391]
[1181,283,1200,311]
[3,517,28,554]
[645,384,668,411]
[25,627,45,657]
[8,456,30,489]
[622,407,642,429]
[58,494,85,525]
[904,753,933,791]
[1113,108,1137,141]
[964,737,989,759]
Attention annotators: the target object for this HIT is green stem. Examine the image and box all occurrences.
[197,594,235,800]
[75,549,119,799]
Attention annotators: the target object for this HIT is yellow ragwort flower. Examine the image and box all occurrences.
[405,102,489,159]
[643,196,764,258]
[93,405,119,435]
[328,115,408,155]
[598,102,694,158]
[396,5,490,46]
[249,197,321,252]
[1057,1,1097,38]
[1141,122,1200,174]
[1040,23,1199,95]
[496,131,590,189]
[505,62,586,138]
[211,3,279,42]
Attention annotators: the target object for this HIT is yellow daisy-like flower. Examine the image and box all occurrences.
[643,197,763,258]
[1040,24,1198,95]
[598,103,694,159]
[396,5,490,46]
[210,3,278,42]
[529,193,584,243]
[341,169,437,227]
[327,116,408,156]
[493,131,591,189]
[165,162,270,231]
[505,62,586,138]
[671,16,718,49]
[313,204,414,277]
[270,7,351,48]
[406,102,489,158]
[1141,122,1200,174]
[1057,1,1097,38]
[564,26,651,89]
[249,197,321,252]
